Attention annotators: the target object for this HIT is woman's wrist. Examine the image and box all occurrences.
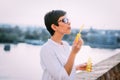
[71,50,77,56]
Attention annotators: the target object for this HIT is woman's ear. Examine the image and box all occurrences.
[51,24,57,31]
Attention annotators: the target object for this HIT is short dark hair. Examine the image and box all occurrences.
[44,10,66,36]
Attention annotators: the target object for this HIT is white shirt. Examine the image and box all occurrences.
[40,39,76,80]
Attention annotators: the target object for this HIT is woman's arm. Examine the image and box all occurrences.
[64,38,83,75]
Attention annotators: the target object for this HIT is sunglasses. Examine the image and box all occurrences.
[58,18,69,24]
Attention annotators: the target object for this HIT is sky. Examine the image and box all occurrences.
[0,0,120,30]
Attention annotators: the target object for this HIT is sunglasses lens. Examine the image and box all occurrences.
[62,18,68,23]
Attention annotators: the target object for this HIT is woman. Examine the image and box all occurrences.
[40,10,87,80]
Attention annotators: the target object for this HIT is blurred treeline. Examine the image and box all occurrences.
[0,24,120,49]
[0,24,47,43]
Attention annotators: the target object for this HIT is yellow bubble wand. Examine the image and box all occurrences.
[75,24,84,43]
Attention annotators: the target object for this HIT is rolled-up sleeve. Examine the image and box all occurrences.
[40,46,70,80]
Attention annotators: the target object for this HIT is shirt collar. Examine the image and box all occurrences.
[48,39,64,46]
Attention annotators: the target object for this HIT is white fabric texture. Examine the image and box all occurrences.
[40,39,76,80]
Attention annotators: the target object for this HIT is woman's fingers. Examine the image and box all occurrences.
[77,63,87,70]
[72,38,84,54]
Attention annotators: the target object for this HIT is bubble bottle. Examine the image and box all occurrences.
[86,57,92,72]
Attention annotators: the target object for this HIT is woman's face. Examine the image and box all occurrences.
[57,16,71,35]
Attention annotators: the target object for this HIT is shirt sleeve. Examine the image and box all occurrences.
[40,46,70,80]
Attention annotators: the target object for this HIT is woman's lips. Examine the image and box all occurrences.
[68,27,71,30]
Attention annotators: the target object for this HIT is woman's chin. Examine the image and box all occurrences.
[66,31,71,34]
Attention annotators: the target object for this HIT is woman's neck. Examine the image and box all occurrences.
[51,34,63,45]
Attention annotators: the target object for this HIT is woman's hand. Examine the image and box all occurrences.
[76,63,87,71]
[71,38,83,54]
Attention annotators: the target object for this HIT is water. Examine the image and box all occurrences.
[0,43,42,80]
[0,43,120,80]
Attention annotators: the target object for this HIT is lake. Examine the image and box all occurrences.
[0,43,120,80]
